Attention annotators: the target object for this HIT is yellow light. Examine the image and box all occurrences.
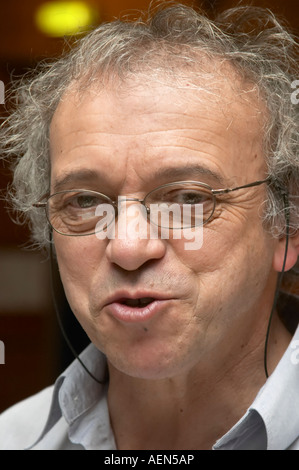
[35,1,99,37]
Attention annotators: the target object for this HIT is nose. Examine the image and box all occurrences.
[105,200,166,271]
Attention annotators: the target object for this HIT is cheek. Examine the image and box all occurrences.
[170,225,230,273]
[53,235,105,314]
[172,219,274,299]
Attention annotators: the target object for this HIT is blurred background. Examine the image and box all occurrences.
[0,0,298,413]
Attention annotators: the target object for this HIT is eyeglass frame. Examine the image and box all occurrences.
[33,177,271,236]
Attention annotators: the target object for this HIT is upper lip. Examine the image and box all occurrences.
[103,291,172,307]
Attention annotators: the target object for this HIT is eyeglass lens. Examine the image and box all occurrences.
[46,183,215,235]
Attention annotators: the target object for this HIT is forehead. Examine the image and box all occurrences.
[54,68,264,121]
[50,72,267,188]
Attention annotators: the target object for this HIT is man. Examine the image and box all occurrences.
[0,3,298,450]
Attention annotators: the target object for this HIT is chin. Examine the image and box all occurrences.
[89,319,200,380]
[106,345,193,381]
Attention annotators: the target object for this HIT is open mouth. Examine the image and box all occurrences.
[118,297,155,308]
[106,294,169,323]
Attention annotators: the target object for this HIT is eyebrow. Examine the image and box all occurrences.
[52,164,226,193]
[52,169,100,192]
[151,165,226,186]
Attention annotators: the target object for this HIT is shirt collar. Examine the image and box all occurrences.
[251,323,299,450]
[59,344,116,450]
[29,343,116,450]
[214,324,299,450]
[58,343,108,424]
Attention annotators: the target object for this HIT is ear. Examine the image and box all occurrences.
[273,232,299,272]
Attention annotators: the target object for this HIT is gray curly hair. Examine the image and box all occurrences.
[1,2,298,251]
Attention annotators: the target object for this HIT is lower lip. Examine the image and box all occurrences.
[106,300,167,324]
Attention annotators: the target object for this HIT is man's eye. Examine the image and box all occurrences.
[60,192,109,210]
[73,195,100,208]
[165,190,209,205]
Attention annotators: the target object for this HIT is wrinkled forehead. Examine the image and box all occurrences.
[50,67,268,192]
[54,60,267,132]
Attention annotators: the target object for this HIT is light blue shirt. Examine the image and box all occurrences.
[0,326,298,450]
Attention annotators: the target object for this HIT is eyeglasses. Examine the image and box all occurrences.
[33,178,270,236]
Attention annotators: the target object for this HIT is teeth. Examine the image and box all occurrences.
[122,297,154,307]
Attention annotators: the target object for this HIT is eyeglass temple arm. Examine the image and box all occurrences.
[212,178,271,196]
[32,201,47,208]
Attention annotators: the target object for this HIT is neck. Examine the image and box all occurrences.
[107,313,291,450]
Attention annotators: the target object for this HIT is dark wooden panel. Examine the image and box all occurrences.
[0,315,59,412]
